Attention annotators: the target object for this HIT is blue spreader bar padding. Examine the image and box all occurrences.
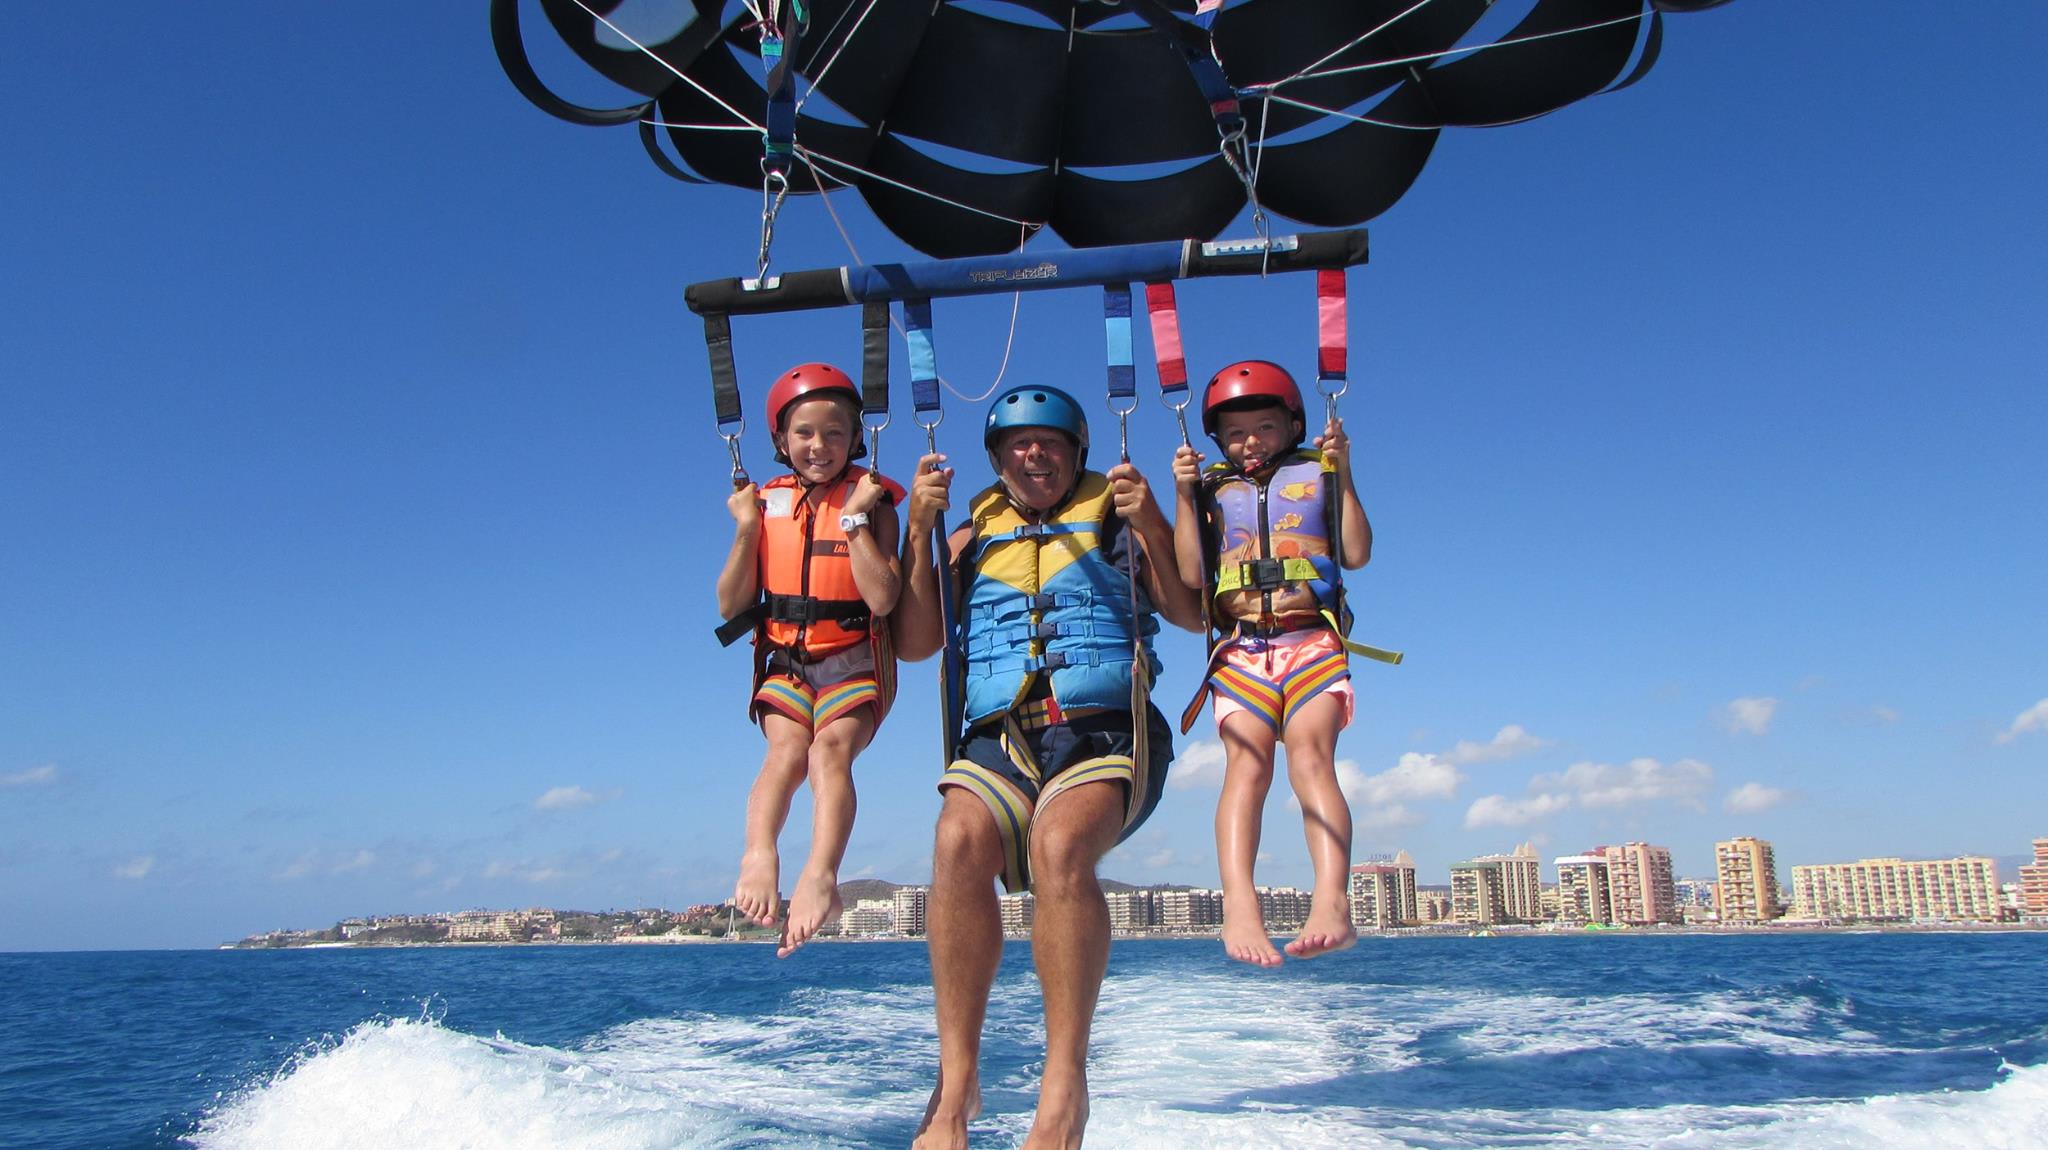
[848,242,1187,304]
[1103,285,1135,398]
[902,298,940,413]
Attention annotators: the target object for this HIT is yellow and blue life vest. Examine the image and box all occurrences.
[959,472,1160,727]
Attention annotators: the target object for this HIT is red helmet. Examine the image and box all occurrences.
[765,362,865,463]
[1202,360,1305,445]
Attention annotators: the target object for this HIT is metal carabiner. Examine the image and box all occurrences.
[756,168,790,282]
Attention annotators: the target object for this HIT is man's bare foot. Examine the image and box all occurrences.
[911,1075,982,1150]
[1020,1073,1089,1150]
[1220,896,1283,967]
[777,867,843,958]
[734,847,780,927]
[1284,901,1357,959]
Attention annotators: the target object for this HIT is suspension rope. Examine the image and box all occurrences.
[566,0,762,133]
[1252,9,1652,94]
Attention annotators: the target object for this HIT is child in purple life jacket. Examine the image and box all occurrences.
[1170,360,1374,967]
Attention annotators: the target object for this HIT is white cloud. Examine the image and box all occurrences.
[1464,793,1571,828]
[1720,697,1779,736]
[1167,740,1228,790]
[1358,803,1424,831]
[534,785,601,811]
[1444,725,1551,766]
[113,855,154,880]
[278,852,316,881]
[1143,848,1181,868]
[333,850,376,874]
[1536,757,1715,810]
[2,764,58,788]
[1356,753,1464,806]
[1869,705,1900,724]
[1995,698,2048,745]
[484,859,564,883]
[1724,782,1791,814]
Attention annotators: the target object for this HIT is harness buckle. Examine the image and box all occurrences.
[1244,558,1289,590]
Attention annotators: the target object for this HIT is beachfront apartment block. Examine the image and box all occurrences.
[1602,842,1681,925]
[2020,838,2048,924]
[1349,852,1420,929]
[1451,844,1543,925]
[1553,854,1612,924]
[1000,891,1035,935]
[893,886,930,937]
[839,898,896,937]
[1714,836,1783,923]
[1789,856,2001,923]
[1107,889,1159,931]
[1157,888,1224,931]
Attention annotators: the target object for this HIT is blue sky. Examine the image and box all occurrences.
[3,3,2043,951]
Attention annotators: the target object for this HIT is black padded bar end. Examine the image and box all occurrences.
[1183,228,1370,279]
[686,268,853,317]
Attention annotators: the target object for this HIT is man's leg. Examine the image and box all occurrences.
[912,788,1007,1150]
[1021,779,1125,1150]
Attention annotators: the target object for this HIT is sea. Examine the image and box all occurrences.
[4,933,2045,1149]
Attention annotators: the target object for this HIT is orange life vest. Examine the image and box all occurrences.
[742,466,904,657]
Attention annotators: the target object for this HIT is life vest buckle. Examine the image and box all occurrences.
[1243,557,1289,590]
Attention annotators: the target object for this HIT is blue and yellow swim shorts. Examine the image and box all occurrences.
[939,699,1174,893]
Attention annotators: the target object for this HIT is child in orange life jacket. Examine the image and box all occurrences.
[716,363,905,958]
[1170,360,1373,967]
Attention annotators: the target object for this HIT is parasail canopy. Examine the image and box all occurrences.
[497,0,1734,258]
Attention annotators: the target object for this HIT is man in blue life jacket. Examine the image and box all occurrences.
[896,385,1201,1150]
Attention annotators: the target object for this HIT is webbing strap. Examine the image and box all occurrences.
[1214,557,1322,595]
[1143,282,1188,395]
[1316,268,1347,386]
[704,313,741,427]
[1103,285,1135,402]
[1320,609,1403,665]
[1124,0,1240,133]
[860,301,890,415]
[760,35,795,176]
[903,298,940,415]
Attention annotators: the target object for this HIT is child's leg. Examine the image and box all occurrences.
[736,712,813,927]
[779,706,876,957]
[1278,692,1357,958]
[1216,711,1283,967]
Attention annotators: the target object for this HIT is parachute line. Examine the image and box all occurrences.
[1270,11,1651,89]
[794,144,1041,230]
[795,0,885,118]
[1261,0,1440,95]
[565,0,762,133]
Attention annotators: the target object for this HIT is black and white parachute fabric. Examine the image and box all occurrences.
[496,0,1735,259]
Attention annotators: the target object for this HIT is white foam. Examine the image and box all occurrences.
[185,969,2048,1150]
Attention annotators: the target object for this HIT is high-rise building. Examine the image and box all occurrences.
[1791,856,2001,923]
[1451,844,1543,925]
[1714,836,1782,923]
[1257,886,1312,931]
[2020,839,2048,924]
[893,886,930,937]
[999,891,1035,935]
[1349,852,1419,929]
[1157,888,1223,931]
[1106,889,1158,932]
[1553,854,1612,924]
[840,898,896,936]
[1602,842,1679,925]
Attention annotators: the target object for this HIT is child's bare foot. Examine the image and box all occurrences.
[734,847,780,927]
[777,867,843,957]
[1284,902,1357,959]
[1220,894,1283,967]
[911,1073,982,1150]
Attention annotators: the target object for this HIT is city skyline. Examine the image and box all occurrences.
[4,6,2045,950]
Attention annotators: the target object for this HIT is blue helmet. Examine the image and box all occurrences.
[983,385,1090,469]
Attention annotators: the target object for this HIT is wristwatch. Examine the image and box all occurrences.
[839,512,870,534]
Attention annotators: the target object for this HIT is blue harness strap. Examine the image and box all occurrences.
[902,298,940,416]
[1103,284,1136,402]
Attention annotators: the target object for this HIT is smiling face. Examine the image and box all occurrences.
[1214,402,1302,474]
[992,426,1078,512]
[777,395,859,484]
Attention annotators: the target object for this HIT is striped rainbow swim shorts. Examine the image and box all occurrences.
[751,644,882,734]
[1209,627,1353,734]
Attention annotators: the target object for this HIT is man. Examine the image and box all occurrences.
[896,385,1201,1149]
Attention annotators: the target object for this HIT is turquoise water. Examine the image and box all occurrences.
[4,934,2046,1148]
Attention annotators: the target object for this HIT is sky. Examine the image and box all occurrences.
[2,2,2044,952]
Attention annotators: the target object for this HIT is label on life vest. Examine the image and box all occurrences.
[762,487,797,519]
